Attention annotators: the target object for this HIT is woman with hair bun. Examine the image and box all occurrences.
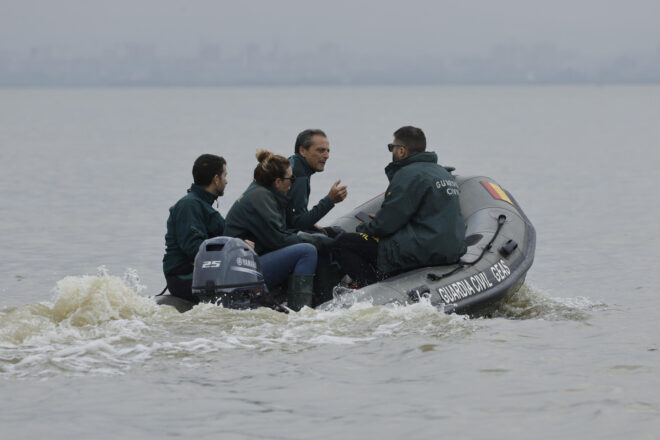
[224,150,318,310]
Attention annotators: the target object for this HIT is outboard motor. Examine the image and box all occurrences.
[192,237,267,309]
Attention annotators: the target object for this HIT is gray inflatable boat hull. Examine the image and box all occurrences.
[155,175,535,315]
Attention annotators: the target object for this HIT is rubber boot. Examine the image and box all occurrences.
[287,274,315,311]
[313,263,344,306]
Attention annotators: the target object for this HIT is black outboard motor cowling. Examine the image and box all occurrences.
[192,237,267,309]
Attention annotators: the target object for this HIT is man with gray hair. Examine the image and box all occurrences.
[287,129,347,232]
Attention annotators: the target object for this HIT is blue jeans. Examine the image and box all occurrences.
[260,243,317,288]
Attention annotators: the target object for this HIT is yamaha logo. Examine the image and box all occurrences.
[236,257,257,269]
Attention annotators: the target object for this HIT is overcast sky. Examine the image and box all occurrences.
[2,0,660,58]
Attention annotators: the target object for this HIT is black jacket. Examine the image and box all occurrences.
[163,184,225,276]
[356,152,467,273]
[286,153,334,231]
[224,182,301,255]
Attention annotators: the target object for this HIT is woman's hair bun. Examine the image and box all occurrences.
[256,149,274,163]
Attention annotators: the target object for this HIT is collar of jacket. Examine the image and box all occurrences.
[256,181,291,207]
[291,153,315,177]
[188,184,219,205]
[384,151,439,181]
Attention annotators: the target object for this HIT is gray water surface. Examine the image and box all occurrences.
[1,86,659,439]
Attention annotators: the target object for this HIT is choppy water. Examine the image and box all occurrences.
[1,86,659,439]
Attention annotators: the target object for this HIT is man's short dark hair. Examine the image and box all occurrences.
[393,126,426,154]
[192,154,226,186]
[295,129,327,154]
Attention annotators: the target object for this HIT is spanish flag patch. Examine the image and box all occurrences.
[481,181,514,205]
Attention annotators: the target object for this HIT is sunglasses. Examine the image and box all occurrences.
[281,175,296,183]
[387,143,406,152]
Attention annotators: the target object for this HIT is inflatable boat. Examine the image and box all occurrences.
[155,174,535,316]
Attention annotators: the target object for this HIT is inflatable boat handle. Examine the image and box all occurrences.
[426,214,507,282]
[486,215,507,250]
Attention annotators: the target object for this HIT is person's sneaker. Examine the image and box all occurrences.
[339,275,361,289]
[339,274,352,287]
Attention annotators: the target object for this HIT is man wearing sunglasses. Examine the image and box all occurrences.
[334,126,467,287]
[287,129,348,232]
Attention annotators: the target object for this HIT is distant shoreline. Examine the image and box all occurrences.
[1,81,660,89]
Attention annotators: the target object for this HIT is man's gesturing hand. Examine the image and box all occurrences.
[328,179,348,203]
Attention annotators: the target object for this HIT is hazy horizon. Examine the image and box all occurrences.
[2,0,660,85]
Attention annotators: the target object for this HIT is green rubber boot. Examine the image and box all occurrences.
[287,274,315,311]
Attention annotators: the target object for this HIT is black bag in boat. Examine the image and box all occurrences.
[192,237,267,309]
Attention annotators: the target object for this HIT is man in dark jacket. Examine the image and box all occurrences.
[162,154,227,302]
[335,126,467,286]
[287,129,348,231]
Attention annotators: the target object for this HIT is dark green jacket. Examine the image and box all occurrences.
[163,184,225,276]
[224,181,301,255]
[286,153,334,231]
[356,152,467,273]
